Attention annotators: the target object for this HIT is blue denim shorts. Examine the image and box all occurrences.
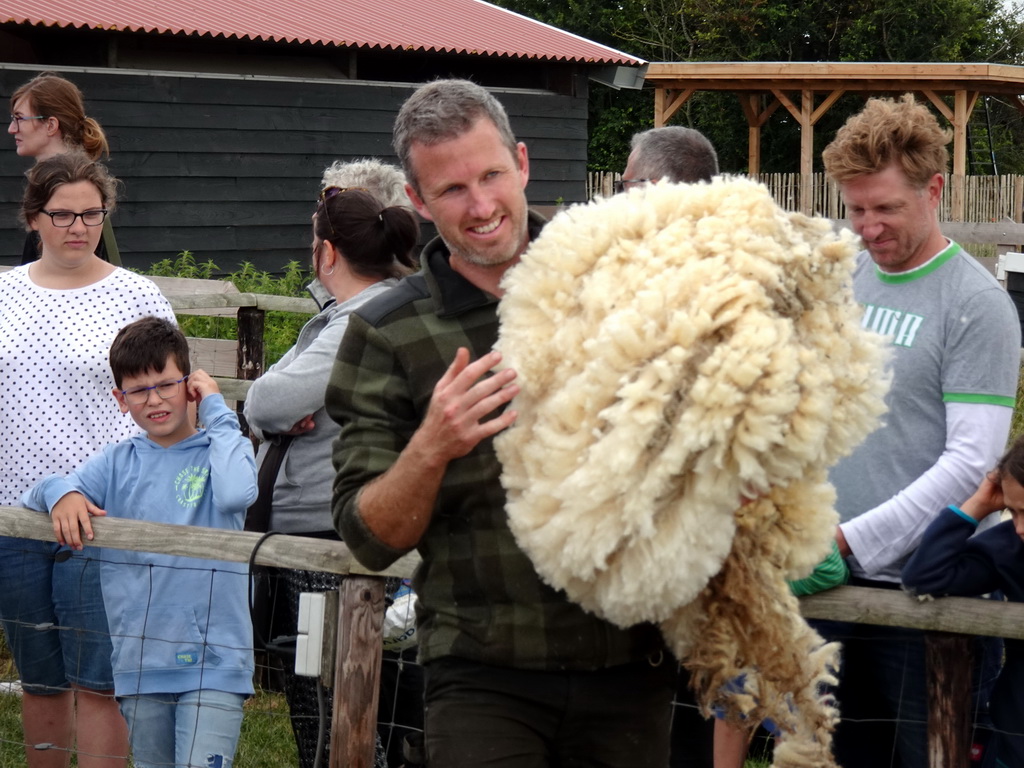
[0,536,115,693]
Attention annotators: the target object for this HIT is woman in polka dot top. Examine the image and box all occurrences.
[0,151,174,768]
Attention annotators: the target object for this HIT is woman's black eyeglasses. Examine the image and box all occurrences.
[39,209,109,228]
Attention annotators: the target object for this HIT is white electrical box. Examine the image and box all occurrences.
[295,592,326,677]
[997,252,1024,281]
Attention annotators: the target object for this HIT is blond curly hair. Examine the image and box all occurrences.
[822,94,950,188]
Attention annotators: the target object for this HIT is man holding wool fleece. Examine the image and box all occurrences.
[326,79,675,768]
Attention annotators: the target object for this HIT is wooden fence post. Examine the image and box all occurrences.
[236,306,265,382]
[925,632,973,768]
[236,306,264,434]
[331,576,386,768]
[1014,176,1023,224]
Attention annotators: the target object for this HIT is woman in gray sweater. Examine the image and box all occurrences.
[244,161,418,768]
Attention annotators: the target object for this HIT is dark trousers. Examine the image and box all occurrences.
[669,666,715,768]
[423,655,677,768]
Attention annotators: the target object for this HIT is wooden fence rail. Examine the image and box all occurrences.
[0,506,1020,768]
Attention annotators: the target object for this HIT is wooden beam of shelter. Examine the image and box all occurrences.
[921,89,955,122]
[768,88,846,211]
[646,61,1024,215]
[737,94,782,175]
[811,88,846,124]
[655,87,697,126]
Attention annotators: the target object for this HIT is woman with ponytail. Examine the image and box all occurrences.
[244,162,419,768]
[8,71,120,264]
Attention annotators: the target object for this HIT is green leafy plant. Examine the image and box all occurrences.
[142,253,314,366]
[145,250,219,280]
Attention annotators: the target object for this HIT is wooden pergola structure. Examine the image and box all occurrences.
[646,62,1024,217]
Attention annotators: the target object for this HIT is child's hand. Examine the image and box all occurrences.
[961,470,1005,521]
[186,369,220,404]
[52,491,107,550]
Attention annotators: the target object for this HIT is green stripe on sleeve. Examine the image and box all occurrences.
[942,392,1016,407]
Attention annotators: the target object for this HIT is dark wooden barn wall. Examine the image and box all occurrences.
[0,66,589,273]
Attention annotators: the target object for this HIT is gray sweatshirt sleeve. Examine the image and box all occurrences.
[244,310,349,438]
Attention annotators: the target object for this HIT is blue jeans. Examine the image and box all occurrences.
[119,689,245,768]
[0,537,114,692]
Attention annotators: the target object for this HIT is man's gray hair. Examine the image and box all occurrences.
[630,127,718,184]
[393,79,518,193]
[321,158,411,209]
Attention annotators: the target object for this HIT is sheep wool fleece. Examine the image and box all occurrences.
[495,178,891,768]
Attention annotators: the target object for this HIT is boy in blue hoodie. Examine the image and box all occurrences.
[22,316,258,768]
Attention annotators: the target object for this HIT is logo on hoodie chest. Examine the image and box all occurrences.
[175,466,210,508]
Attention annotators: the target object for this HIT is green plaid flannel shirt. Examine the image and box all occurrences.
[327,218,665,670]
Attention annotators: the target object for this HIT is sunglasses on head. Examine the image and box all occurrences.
[316,186,370,236]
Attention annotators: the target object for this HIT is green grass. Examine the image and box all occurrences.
[0,691,25,767]
[0,632,299,767]
[0,687,299,767]
[236,689,300,767]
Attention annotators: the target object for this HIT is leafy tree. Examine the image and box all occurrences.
[493,0,1024,175]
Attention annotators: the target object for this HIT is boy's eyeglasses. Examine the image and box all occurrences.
[316,186,369,236]
[120,376,189,405]
[40,209,108,228]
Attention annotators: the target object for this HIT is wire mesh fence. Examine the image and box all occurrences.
[1,518,1024,767]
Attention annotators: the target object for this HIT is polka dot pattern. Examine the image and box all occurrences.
[0,266,176,504]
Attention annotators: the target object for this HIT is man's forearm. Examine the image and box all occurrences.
[834,525,851,558]
[840,402,1010,576]
[356,427,451,550]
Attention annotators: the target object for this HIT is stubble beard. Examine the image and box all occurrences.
[444,218,529,269]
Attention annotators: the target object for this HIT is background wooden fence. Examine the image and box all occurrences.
[588,172,1024,225]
